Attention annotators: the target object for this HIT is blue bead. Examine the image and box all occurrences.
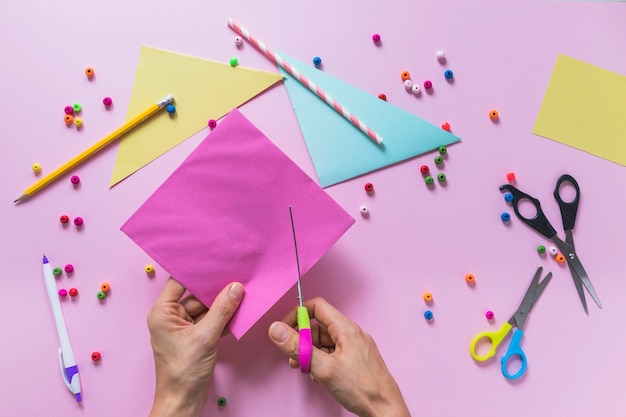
[501,212,511,222]
[444,69,454,79]
[166,104,176,113]
[424,310,433,320]
[504,193,514,202]
[313,56,322,67]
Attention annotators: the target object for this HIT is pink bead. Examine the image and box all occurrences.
[486,311,495,320]
[102,97,113,106]
[73,217,84,226]
[208,119,217,129]
[64,264,74,273]
[423,80,433,89]
[64,106,74,115]
[372,33,381,42]
[59,289,68,297]
[70,175,80,185]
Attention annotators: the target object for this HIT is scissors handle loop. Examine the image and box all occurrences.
[553,174,580,232]
[500,184,557,239]
[500,329,527,380]
[469,322,512,362]
[297,306,312,373]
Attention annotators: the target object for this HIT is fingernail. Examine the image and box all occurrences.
[269,322,289,343]
[228,283,244,302]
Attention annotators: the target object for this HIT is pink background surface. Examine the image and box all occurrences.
[1,1,625,416]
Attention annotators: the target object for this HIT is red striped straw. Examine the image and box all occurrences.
[227,18,383,145]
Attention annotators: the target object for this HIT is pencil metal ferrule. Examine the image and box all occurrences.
[157,94,175,108]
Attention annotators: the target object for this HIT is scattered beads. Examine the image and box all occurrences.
[312,56,322,67]
[489,109,499,121]
[424,310,434,320]
[64,106,74,115]
[537,245,546,254]
[32,163,41,173]
[404,79,413,90]
[166,104,176,113]
[364,183,374,192]
[229,57,238,67]
[506,172,516,182]
[73,103,82,113]
[434,156,443,165]
[438,146,447,155]
[437,173,446,182]
[400,71,411,81]
[60,215,70,224]
[217,397,227,407]
[73,217,84,226]
[145,265,155,274]
[70,175,80,185]
[69,288,78,297]
[91,352,101,362]
[378,93,387,101]
[100,282,111,293]
[486,311,495,320]
[234,36,243,46]
[441,122,451,132]
[64,264,74,273]
[555,253,566,264]
[58,289,68,297]
[372,33,381,42]
[444,69,454,79]
[74,118,83,128]
[53,267,63,276]
[64,114,74,124]
[411,84,421,95]
[208,119,217,129]
[97,291,107,300]
[85,67,95,78]
[102,97,113,107]
[548,246,558,256]
[359,205,369,216]
[423,292,433,302]
[420,165,430,175]
[423,80,433,90]
[435,50,446,61]
[501,212,511,222]
[424,175,434,185]
[465,273,475,284]
[504,193,514,202]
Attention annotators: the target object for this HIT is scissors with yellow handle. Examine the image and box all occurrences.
[470,267,552,379]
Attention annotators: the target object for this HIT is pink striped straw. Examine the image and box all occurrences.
[227,18,383,145]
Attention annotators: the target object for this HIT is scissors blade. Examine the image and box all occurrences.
[564,230,588,314]
[512,267,552,330]
[553,236,602,309]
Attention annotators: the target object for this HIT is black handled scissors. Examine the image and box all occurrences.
[500,174,601,314]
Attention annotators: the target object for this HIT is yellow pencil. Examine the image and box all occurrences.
[14,94,174,203]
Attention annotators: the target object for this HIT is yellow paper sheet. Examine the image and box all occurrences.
[110,46,284,186]
[533,54,626,166]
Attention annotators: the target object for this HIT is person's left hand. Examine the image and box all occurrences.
[148,278,244,417]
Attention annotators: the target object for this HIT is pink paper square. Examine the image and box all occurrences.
[121,109,354,339]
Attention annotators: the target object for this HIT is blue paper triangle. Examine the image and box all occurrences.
[278,51,461,187]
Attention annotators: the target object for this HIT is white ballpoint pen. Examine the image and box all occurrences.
[42,254,82,402]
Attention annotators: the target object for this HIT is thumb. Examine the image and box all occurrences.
[200,282,244,338]
[268,321,301,362]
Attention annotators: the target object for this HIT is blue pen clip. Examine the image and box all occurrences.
[58,348,82,402]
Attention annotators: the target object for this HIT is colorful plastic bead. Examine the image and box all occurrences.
[91,352,101,361]
[556,253,566,263]
[53,267,63,276]
[217,397,227,407]
[548,246,558,256]
[64,106,74,115]
[437,173,446,182]
[435,50,446,60]
[85,67,95,78]
[434,156,443,165]
[64,264,74,273]
[73,103,82,113]
[166,104,176,113]
[411,84,421,95]
[100,282,111,293]
[504,193,514,202]
[58,289,68,297]
[60,215,70,224]
[208,119,217,129]
[420,165,430,175]
[506,172,516,182]
[486,311,495,320]
[234,36,243,46]
[378,93,387,101]
[424,175,434,185]
[423,292,433,302]
[424,310,433,320]
[32,163,41,173]
[501,212,511,222]
[64,114,74,124]
[69,288,78,297]
[229,58,238,67]
[489,109,499,121]
[312,56,322,67]
[97,291,106,300]
[444,70,454,79]
[441,122,451,132]
[73,217,84,226]
[364,183,374,192]
[537,245,546,254]
[359,205,369,215]
[145,265,155,274]
[372,33,381,42]
[74,118,83,128]
[438,146,447,155]
[401,71,411,81]
[404,79,413,90]
[465,273,475,284]
[423,80,433,89]
[102,97,113,106]
[70,175,80,185]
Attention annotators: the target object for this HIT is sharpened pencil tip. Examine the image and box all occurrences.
[13,194,27,203]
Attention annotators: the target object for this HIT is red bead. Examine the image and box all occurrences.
[91,352,101,361]
[364,183,374,192]
[69,288,78,297]
[60,215,70,224]
[441,122,451,132]
[420,165,430,175]
[506,172,516,182]
[378,93,387,101]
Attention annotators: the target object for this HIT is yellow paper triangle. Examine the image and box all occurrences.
[110,46,283,186]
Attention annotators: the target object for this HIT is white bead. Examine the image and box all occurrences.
[548,246,558,256]
[359,205,369,215]
[234,36,243,46]
[404,79,413,90]
[412,84,421,94]
[436,50,446,60]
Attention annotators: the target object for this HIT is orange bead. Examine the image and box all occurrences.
[100,282,111,293]
[489,109,499,121]
[85,67,95,78]
[465,273,475,284]
[556,253,565,264]
[400,70,411,81]
[423,292,433,302]
[64,114,74,124]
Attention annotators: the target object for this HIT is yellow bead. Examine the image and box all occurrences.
[32,163,41,173]
[145,265,155,274]
[74,117,83,127]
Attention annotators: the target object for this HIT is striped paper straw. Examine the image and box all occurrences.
[227,18,383,145]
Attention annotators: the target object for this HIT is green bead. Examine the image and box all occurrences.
[217,397,227,407]
[424,175,434,185]
[438,146,447,155]
[53,267,62,276]
[434,155,443,165]
[97,291,107,300]
[72,103,82,113]
[437,173,446,182]
[537,245,546,254]
[229,58,238,67]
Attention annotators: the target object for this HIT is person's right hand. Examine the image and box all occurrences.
[268,297,411,417]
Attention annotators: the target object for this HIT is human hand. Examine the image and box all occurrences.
[268,297,411,417]
[147,278,244,417]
